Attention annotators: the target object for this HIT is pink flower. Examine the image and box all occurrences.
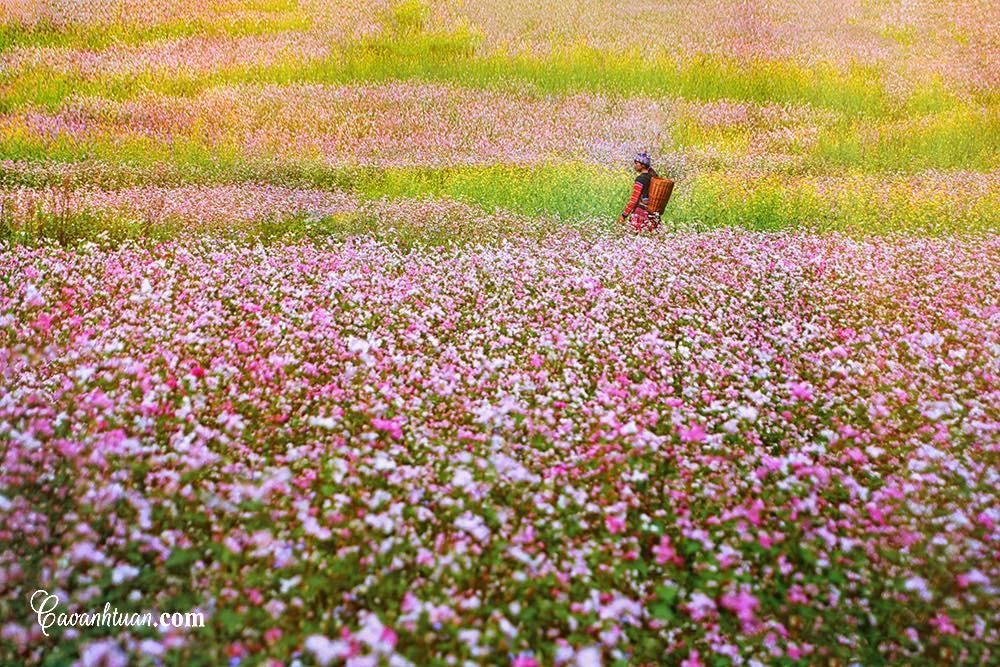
[685,592,717,620]
[605,515,626,534]
[679,423,707,443]
[788,382,814,402]
[744,498,764,527]
[720,586,760,629]
[680,649,703,667]
[371,417,403,440]
[31,312,53,334]
[956,570,988,588]
[866,502,887,525]
[401,591,420,613]
[929,613,958,635]
[654,535,682,565]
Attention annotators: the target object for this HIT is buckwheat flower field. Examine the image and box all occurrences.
[1,1,998,666]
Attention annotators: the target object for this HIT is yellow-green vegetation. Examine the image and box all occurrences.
[811,106,999,172]
[0,0,997,241]
[0,0,304,51]
[0,23,899,115]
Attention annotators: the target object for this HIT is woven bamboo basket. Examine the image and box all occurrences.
[646,177,675,215]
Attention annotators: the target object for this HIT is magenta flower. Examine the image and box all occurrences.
[679,422,707,443]
[371,417,403,440]
[929,613,959,635]
[680,649,703,667]
[604,515,626,534]
[654,534,682,565]
[788,382,814,402]
[720,587,760,630]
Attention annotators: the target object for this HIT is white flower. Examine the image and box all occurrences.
[919,332,943,347]
[686,592,717,619]
[355,612,386,648]
[302,516,332,541]
[111,564,140,585]
[904,576,933,602]
[308,415,338,429]
[79,639,126,667]
[279,575,301,594]
[138,639,164,657]
[455,512,491,542]
[555,645,575,662]
[920,401,951,420]
[576,646,602,667]
[348,337,371,354]
[304,635,348,666]
[452,469,474,489]
[962,569,989,587]
[497,615,518,637]
[365,513,396,534]
[369,489,392,508]
[458,629,481,648]
[372,453,396,472]
[22,283,44,307]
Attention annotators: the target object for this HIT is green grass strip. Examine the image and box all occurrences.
[2,149,997,236]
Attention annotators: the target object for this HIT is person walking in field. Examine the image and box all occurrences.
[619,152,660,232]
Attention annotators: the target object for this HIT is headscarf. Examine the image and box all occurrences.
[633,151,652,167]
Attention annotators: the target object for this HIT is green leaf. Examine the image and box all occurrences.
[656,585,677,606]
[216,608,242,634]
[164,547,198,574]
[650,603,675,621]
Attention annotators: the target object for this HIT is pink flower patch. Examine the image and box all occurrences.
[929,613,958,635]
[654,535,682,566]
[680,649,703,667]
[788,382,814,402]
[720,587,760,630]
[371,417,403,440]
[605,515,626,534]
[679,422,707,443]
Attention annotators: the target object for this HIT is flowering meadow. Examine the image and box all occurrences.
[1,1,999,666]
